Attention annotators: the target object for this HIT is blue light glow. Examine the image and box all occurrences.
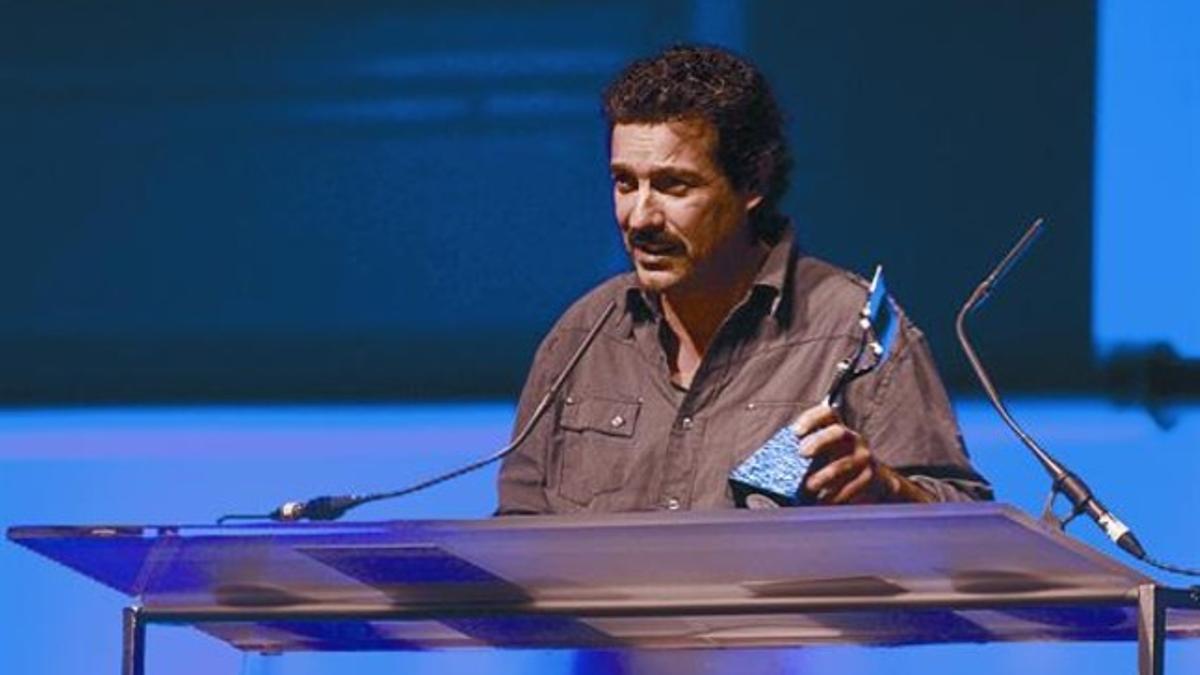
[1093,0,1200,357]
[3,400,1198,674]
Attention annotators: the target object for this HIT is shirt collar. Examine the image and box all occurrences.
[754,223,794,317]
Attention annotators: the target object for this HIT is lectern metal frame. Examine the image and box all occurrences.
[117,584,1200,675]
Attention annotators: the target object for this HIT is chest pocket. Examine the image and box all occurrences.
[554,394,641,506]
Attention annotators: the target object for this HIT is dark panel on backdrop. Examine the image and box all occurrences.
[0,1,689,404]
[750,2,1096,391]
[0,1,1094,404]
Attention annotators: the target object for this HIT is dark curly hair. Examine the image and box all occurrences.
[603,44,792,242]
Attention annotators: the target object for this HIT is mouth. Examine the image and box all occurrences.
[631,245,682,269]
[632,238,684,256]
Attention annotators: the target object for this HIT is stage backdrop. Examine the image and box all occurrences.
[2,1,1199,674]
[1,1,1100,405]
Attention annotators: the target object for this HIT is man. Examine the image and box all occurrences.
[497,45,990,515]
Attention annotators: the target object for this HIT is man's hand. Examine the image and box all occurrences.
[790,403,934,505]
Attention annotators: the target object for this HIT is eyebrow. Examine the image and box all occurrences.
[609,163,707,183]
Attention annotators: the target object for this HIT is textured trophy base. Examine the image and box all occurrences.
[728,426,814,508]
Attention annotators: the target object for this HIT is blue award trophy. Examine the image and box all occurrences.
[729,265,902,508]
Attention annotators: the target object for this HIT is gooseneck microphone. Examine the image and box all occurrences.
[217,300,618,524]
[956,217,1146,560]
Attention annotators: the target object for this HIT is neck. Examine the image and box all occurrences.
[661,239,768,360]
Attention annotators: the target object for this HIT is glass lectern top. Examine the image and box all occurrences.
[10,503,1198,651]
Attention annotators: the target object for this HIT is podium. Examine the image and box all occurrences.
[9,503,1200,674]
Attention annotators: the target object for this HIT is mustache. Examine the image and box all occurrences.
[628,230,683,251]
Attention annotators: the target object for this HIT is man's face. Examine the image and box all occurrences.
[610,120,763,295]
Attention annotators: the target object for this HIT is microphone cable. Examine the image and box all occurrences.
[217,300,618,525]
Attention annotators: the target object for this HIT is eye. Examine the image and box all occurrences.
[653,175,692,196]
[612,173,636,194]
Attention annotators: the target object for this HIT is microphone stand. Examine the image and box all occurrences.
[959,217,1200,580]
[956,217,1147,559]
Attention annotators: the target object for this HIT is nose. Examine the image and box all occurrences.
[627,183,664,232]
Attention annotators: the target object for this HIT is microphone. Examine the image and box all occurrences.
[956,217,1146,560]
[269,495,361,522]
[217,300,618,525]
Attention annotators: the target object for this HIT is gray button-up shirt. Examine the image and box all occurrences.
[498,227,991,514]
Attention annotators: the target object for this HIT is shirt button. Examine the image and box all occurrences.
[681,417,693,430]
[564,395,575,405]
[665,497,681,510]
[610,415,625,428]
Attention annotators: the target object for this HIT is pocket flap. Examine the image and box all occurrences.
[559,394,640,438]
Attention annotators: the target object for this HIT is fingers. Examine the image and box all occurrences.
[789,403,895,505]
[796,419,855,461]
[800,426,889,504]
[804,445,868,500]
[826,462,877,505]
[790,402,839,438]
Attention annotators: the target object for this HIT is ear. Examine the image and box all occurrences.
[743,153,771,213]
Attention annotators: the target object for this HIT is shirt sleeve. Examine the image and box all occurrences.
[849,323,993,503]
[495,332,563,515]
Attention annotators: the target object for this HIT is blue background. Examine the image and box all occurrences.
[2,0,1198,673]
[3,401,1199,673]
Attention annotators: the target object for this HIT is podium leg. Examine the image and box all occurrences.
[122,606,146,675]
[1137,584,1165,675]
